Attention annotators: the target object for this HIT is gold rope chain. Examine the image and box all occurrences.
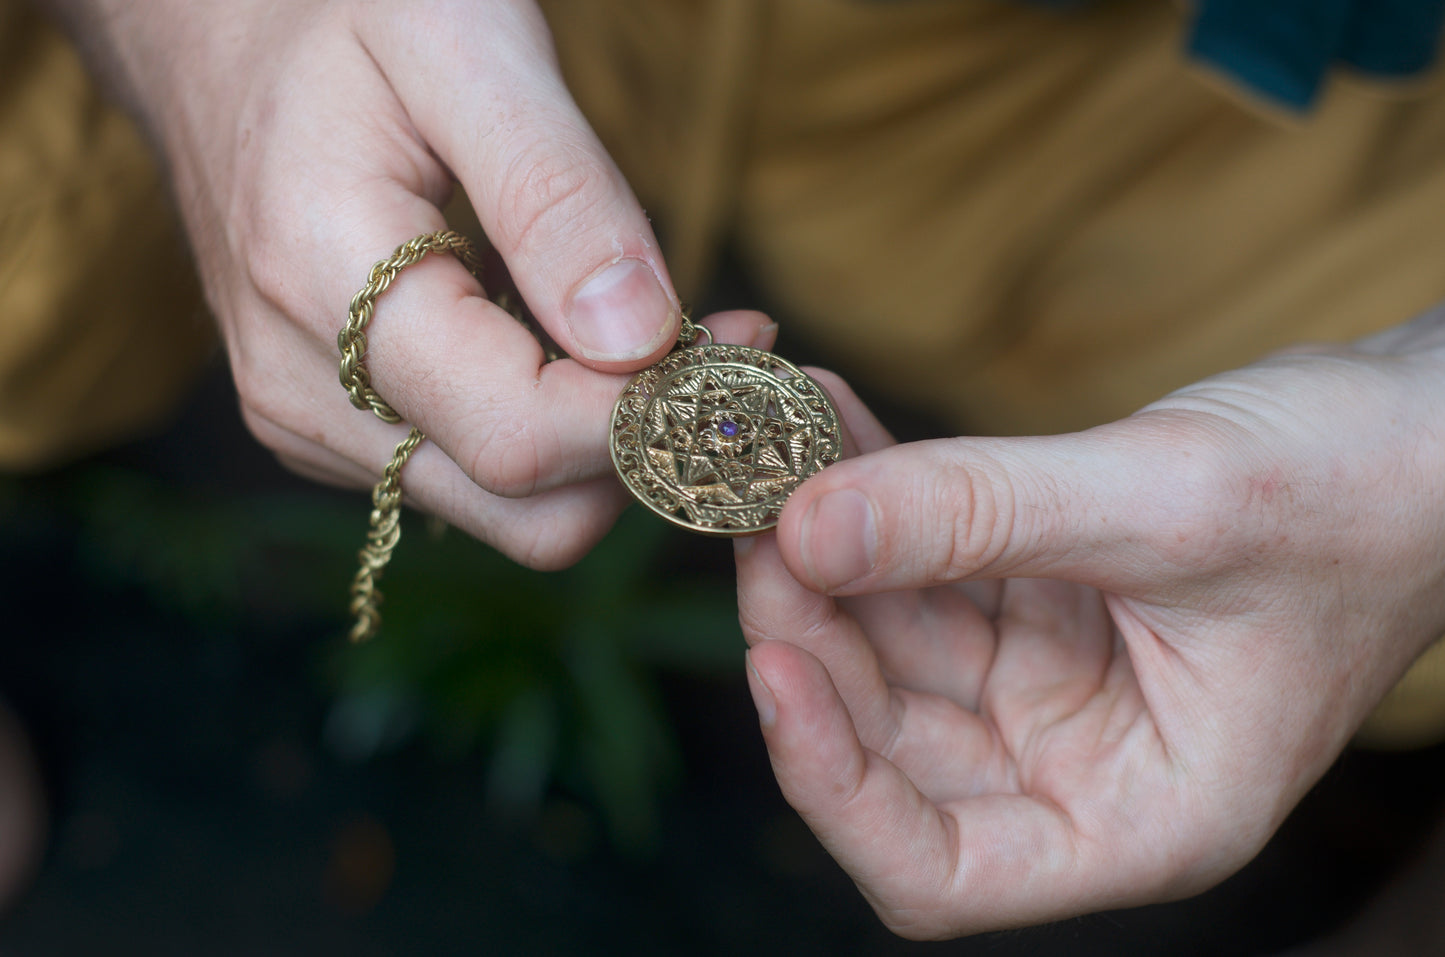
[339,229,695,642]
[339,229,482,424]
[338,229,483,643]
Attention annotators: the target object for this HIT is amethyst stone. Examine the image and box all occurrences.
[718,419,740,437]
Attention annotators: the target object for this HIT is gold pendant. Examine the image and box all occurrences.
[610,322,842,536]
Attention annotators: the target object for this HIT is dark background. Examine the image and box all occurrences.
[2,269,1444,956]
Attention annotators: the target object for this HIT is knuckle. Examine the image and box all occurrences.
[512,533,589,572]
[875,908,951,942]
[494,142,609,259]
[490,515,596,572]
[230,346,335,467]
[735,602,771,644]
[463,417,550,499]
[228,350,266,409]
[1145,442,1243,570]
[237,400,282,451]
[823,747,874,817]
[240,228,312,322]
[932,462,1010,581]
[236,401,323,482]
[231,357,290,438]
[738,591,836,646]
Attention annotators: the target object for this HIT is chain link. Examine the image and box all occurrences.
[340,231,689,641]
[341,229,481,642]
[338,229,482,424]
[347,426,425,642]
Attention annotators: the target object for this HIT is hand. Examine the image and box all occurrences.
[52,0,726,565]
[737,319,1445,938]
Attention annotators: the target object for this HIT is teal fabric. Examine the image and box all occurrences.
[1187,0,1445,109]
[1015,0,1445,109]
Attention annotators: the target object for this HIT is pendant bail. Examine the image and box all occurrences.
[675,308,712,349]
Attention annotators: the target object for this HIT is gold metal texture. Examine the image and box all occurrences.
[341,229,482,642]
[339,229,481,424]
[610,339,841,536]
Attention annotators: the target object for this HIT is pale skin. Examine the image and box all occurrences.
[740,314,1445,938]
[41,0,1445,940]
[42,0,761,566]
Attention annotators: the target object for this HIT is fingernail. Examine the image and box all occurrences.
[799,489,877,590]
[745,652,776,727]
[733,534,757,558]
[751,322,779,351]
[566,259,674,361]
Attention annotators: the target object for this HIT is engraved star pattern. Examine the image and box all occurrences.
[641,367,813,507]
[609,343,841,535]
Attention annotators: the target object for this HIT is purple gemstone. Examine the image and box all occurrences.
[718,419,740,437]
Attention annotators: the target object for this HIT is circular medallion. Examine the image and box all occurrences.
[609,344,842,536]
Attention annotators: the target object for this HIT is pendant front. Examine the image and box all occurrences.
[609,343,842,536]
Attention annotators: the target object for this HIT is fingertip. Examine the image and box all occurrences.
[745,637,797,682]
[749,639,856,718]
[748,640,871,807]
[744,647,777,727]
[800,367,896,456]
[564,258,680,366]
[695,309,777,351]
[746,640,831,737]
[732,533,757,560]
[754,322,780,352]
[780,482,879,594]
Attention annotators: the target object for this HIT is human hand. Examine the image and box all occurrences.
[55,0,721,565]
[737,324,1445,938]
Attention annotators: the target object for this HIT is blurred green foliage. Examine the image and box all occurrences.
[1,466,743,849]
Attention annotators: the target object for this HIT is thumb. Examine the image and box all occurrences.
[366,2,679,370]
[775,424,1214,595]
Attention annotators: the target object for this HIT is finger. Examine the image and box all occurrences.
[696,310,778,351]
[244,375,626,569]
[225,40,636,502]
[740,524,995,720]
[775,422,1214,596]
[362,3,679,370]
[781,372,1008,691]
[746,640,953,892]
[800,368,897,457]
[736,533,895,736]
[359,299,780,503]
[837,585,998,706]
[738,537,1003,799]
[984,579,1127,744]
[747,641,1080,939]
[336,255,631,499]
[238,14,773,505]
[368,301,780,500]
[404,456,628,569]
[232,268,615,504]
